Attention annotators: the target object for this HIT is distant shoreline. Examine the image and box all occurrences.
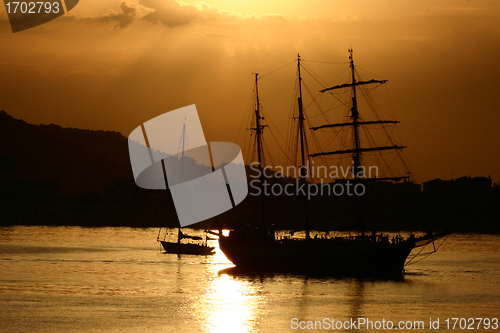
[1,223,498,235]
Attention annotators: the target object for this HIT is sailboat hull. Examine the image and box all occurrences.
[159,241,215,255]
[219,236,413,278]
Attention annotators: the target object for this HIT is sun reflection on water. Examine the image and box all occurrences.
[195,239,263,333]
[199,273,263,333]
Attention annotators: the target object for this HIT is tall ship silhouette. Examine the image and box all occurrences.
[219,50,449,277]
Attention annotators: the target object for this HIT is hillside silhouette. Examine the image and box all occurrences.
[0,110,133,195]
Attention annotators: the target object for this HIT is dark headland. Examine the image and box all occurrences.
[0,110,499,233]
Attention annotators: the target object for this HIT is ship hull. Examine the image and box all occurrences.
[219,236,414,278]
[159,241,215,255]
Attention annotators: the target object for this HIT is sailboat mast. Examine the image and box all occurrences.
[349,49,362,178]
[179,118,187,243]
[180,118,186,183]
[254,73,266,229]
[297,54,310,240]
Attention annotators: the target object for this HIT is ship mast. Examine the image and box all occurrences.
[297,54,310,240]
[254,73,267,231]
[349,49,362,179]
[348,50,365,235]
[255,73,263,175]
[312,49,406,170]
[310,49,409,235]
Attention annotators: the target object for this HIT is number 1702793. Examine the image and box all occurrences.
[5,2,60,14]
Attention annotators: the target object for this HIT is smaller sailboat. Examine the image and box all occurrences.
[155,117,216,255]
[157,228,215,255]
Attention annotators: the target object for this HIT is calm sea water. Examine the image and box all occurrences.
[0,226,498,333]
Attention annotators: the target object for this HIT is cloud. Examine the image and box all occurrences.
[139,0,233,27]
[99,2,139,29]
[139,0,287,27]
[84,0,240,29]
[64,0,286,30]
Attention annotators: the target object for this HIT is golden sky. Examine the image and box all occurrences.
[1,0,500,183]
